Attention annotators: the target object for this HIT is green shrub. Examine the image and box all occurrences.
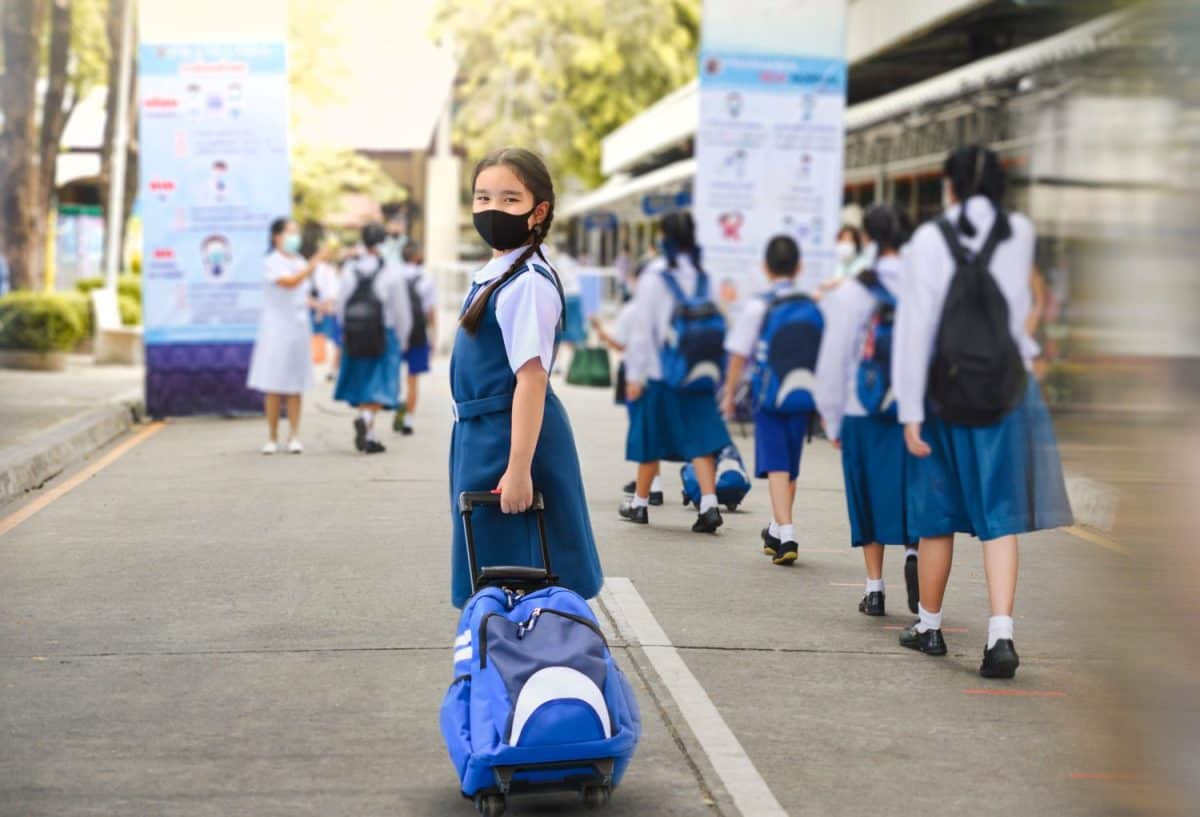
[75,276,104,295]
[118,294,141,326]
[60,291,94,338]
[128,255,142,276]
[117,274,141,301]
[0,292,86,353]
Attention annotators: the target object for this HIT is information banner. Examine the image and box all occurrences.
[138,40,290,415]
[695,1,846,294]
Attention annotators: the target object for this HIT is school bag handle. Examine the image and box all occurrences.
[458,490,556,595]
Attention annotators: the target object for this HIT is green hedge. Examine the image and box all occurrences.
[0,292,86,353]
[75,274,141,302]
[118,294,141,326]
[60,290,94,338]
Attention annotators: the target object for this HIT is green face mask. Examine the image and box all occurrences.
[282,234,301,254]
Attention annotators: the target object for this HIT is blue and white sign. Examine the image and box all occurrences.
[694,0,847,292]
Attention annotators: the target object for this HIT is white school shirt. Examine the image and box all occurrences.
[892,196,1038,424]
[814,254,902,441]
[611,301,638,349]
[623,254,703,384]
[723,279,804,360]
[312,262,340,305]
[337,253,413,349]
[400,262,439,315]
[462,247,563,374]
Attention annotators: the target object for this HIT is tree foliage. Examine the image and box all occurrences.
[288,0,347,109]
[290,143,405,226]
[433,0,700,186]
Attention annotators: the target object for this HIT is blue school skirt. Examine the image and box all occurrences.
[754,409,809,481]
[404,343,431,375]
[311,312,341,344]
[841,415,917,547]
[562,295,587,344]
[333,329,402,408]
[908,379,1073,541]
[626,380,731,463]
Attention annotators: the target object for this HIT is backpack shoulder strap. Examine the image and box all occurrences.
[935,217,970,267]
[660,269,688,305]
[974,211,1009,269]
[856,269,895,307]
[694,271,710,301]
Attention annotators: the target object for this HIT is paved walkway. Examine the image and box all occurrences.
[0,368,1154,816]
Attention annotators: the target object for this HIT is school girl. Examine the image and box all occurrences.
[722,236,816,565]
[333,222,412,454]
[247,217,330,454]
[311,245,342,377]
[893,145,1073,679]
[814,204,919,615]
[395,242,437,436]
[448,147,603,609]
[621,211,731,533]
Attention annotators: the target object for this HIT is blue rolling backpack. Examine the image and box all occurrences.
[440,492,641,817]
[680,443,752,512]
[855,270,898,418]
[658,270,726,393]
[750,290,824,414]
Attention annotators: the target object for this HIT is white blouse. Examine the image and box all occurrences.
[462,247,564,374]
[892,196,1038,425]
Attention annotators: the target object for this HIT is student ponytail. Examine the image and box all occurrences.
[659,211,705,277]
[460,148,561,335]
[944,145,1011,241]
[862,203,911,253]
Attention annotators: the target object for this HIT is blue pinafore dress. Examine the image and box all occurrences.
[448,263,604,609]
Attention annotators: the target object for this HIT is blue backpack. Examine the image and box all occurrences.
[854,270,897,417]
[440,493,641,815]
[659,270,726,393]
[751,289,824,414]
[680,442,752,511]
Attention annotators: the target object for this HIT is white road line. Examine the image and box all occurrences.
[600,577,788,817]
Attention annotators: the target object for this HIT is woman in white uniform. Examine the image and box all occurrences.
[247,218,329,454]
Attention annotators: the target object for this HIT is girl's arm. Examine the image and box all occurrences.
[721,354,747,418]
[496,357,546,514]
[275,248,330,289]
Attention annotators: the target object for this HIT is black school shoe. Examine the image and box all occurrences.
[364,439,387,454]
[692,507,723,534]
[353,417,368,452]
[979,639,1020,679]
[859,591,886,616]
[761,527,781,556]
[771,540,798,566]
[905,555,920,615]
[899,624,947,656]
[622,480,663,506]
[618,499,649,524]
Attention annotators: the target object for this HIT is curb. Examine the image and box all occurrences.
[0,388,145,507]
[1064,473,1120,536]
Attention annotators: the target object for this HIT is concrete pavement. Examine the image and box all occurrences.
[0,368,1149,816]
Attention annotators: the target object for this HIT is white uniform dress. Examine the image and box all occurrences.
[246,250,314,395]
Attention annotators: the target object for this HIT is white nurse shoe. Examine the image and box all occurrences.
[261,440,278,455]
[287,438,304,454]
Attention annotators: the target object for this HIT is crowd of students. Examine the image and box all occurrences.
[245,212,438,455]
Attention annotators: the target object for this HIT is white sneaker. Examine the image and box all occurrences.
[261,441,278,455]
[287,438,304,454]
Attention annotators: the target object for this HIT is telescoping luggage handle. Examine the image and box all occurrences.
[458,491,556,595]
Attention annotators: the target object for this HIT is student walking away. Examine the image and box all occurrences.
[815,204,919,614]
[394,242,438,435]
[621,212,731,533]
[334,222,412,454]
[311,239,343,379]
[893,145,1073,679]
[722,236,823,564]
[448,147,603,608]
[247,217,331,454]
[590,272,665,506]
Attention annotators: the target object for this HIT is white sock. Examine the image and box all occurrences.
[359,409,374,424]
[403,418,414,430]
[905,547,919,560]
[699,494,718,513]
[650,475,663,493]
[866,578,885,594]
[916,603,943,634]
[778,523,795,544]
[987,615,1014,649]
[768,521,781,538]
[631,494,649,509]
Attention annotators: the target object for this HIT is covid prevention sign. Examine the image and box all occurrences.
[694,0,847,294]
[138,40,290,415]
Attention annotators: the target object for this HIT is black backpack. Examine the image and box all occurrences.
[342,257,387,359]
[406,274,428,349]
[928,216,1027,426]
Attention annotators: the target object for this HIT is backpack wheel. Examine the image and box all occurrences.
[682,492,690,507]
[581,784,611,809]
[726,502,739,512]
[475,793,506,817]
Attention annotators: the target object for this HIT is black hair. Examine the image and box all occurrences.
[944,144,1011,240]
[837,225,863,253]
[461,147,558,335]
[659,211,704,275]
[361,222,387,249]
[381,201,405,221]
[764,235,800,277]
[862,203,911,253]
[401,242,420,264]
[268,217,290,253]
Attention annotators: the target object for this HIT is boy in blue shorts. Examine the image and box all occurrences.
[721,236,823,565]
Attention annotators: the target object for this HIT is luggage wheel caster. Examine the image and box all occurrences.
[475,793,506,817]
[682,493,690,507]
[726,503,739,512]
[581,784,611,809]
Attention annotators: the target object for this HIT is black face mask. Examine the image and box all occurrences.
[474,207,536,251]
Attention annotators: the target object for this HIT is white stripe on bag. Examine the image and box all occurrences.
[454,631,472,649]
[453,647,473,664]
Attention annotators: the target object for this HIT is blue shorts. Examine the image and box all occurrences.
[404,344,431,375]
[753,409,809,481]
